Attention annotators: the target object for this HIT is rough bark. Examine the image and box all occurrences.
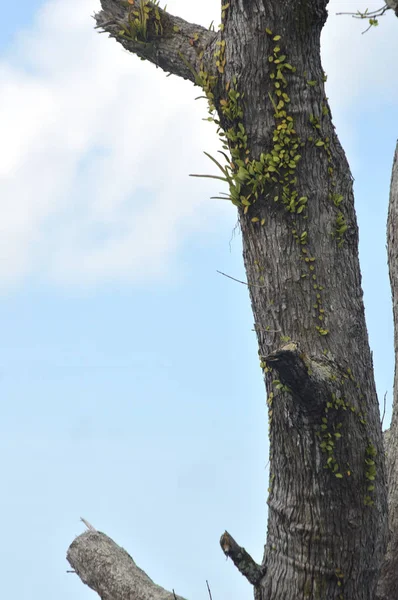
[378,140,398,600]
[95,0,218,83]
[67,520,187,600]
[70,1,392,599]
[219,2,387,598]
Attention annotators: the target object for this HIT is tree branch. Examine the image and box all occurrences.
[67,522,187,600]
[94,0,218,83]
[219,531,264,586]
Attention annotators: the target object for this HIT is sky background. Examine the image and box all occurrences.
[1,1,397,599]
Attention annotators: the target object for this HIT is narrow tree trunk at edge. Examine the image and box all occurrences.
[378,140,398,600]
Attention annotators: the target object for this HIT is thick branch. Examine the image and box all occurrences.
[219,531,264,586]
[94,0,218,82]
[67,521,187,600]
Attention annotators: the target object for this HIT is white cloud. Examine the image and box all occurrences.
[0,0,225,286]
[0,0,397,286]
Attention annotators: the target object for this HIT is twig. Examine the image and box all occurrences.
[217,270,266,289]
[336,5,390,33]
[382,391,387,428]
[206,581,213,600]
[336,7,388,18]
[80,517,97,531]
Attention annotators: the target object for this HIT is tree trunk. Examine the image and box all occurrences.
[223,3,387,599]
[378,140,398,600]
[68,2,392,599]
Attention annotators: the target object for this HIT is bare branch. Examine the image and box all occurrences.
[205,580,213,600]
[336,3,398,33]
[336,5,389,18]
[219,531,264,586]
[67,529,187,600]
[382,392,387,428]
[94,0,218,83]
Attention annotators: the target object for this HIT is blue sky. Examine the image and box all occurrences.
[0,2,397,600]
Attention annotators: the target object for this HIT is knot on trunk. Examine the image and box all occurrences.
[263,342,339,412]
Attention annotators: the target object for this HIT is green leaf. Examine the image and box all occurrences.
[203,151,229,177]
[236,166,249,182]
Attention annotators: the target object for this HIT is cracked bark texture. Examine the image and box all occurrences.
[378,140,398,600]
[67,527,187,600]
[67,1,398,599]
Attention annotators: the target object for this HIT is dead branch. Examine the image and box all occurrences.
[219,531,264,586]
[67,523,187,600]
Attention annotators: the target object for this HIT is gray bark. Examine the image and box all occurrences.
[67,1,397,599]
[386,0,398,17]
[67,520,187,600]
[378,140,398,600]
[95,0,218,82]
